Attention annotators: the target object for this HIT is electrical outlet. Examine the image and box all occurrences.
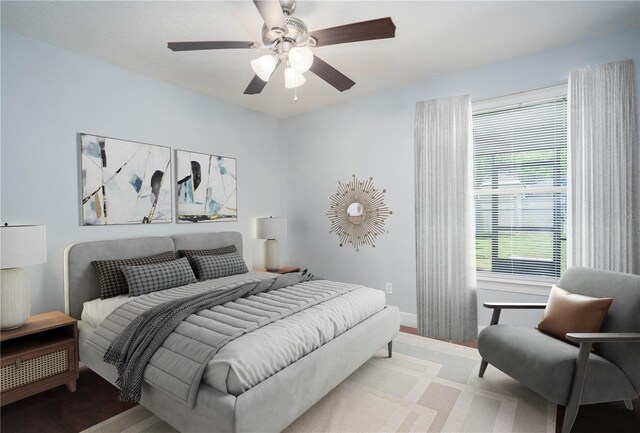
[385,283,393,294]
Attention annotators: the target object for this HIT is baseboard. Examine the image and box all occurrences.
[399,311,417,328]
[398,311,485,336]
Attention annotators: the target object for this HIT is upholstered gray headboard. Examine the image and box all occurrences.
[173,232,243,255]
[64,231,243,319]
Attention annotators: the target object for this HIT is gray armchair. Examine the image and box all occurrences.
[477,267,640,433]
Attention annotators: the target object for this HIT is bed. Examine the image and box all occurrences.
[64,231,399,433]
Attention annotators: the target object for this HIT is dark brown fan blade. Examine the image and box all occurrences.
[168,41,256,51]
[244,59,282,95]
[244,75,268,95]
[253,0,288,33]
[309,56,355,92]
[310,17,396,47]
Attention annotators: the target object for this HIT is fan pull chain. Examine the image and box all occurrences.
[294,86,298,102]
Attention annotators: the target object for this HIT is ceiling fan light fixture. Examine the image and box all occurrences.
[288,46,314,73]
[251,54,278,82]
[168,0,396,97]
[285,66,306,89]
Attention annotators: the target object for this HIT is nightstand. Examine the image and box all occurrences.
[253,266,301,274]
[0,311,79,406]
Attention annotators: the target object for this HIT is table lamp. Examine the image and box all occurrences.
[256,217,287,272]
[1,224,47,330]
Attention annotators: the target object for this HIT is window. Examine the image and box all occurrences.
[473,90,567,280]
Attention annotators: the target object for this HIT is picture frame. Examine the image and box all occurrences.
[79,133,172,225]
[175,149,237,223]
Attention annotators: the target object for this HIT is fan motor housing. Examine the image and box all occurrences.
[262,16,308,45]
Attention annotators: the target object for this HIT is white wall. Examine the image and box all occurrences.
[281,26,640,328]
[0,29,284,314]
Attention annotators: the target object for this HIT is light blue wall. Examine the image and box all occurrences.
[1,29,284,314]
[281,25,640,327]
[2,25,639,325]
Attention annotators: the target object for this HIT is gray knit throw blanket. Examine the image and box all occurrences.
[104,270,318,402]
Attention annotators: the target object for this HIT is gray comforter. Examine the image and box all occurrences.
[86,272,362,408]
[104,272,319,403]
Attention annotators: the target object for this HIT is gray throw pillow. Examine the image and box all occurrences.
[178,245,238,275]
[122,257,197,297]
[92,251,177,299]
[191,252,249,281]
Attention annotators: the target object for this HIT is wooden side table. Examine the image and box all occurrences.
[253,266,301,275]
[0,311,79,406]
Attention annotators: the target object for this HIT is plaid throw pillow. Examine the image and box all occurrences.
[122,257,197,297]
[93,251,177,299]
[191,252,249,281]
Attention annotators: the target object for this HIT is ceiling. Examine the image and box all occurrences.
[2,1,639,118]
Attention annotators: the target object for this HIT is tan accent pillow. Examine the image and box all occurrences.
[537,285,613,346]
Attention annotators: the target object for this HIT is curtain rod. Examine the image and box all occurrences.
[472,80,568,104]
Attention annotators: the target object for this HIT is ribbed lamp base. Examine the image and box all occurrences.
[1,268,30,330]
[264,239,280,272]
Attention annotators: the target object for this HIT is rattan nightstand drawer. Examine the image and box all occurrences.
[1,345,71,392]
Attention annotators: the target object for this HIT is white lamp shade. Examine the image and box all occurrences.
[284,67,306,89]
[289,47,314,73]
[256,217,287,240]
[1,225,47,269]
[251,55,278,82]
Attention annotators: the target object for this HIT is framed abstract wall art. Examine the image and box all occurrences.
[79,133,172,225]
[175,150,237,223]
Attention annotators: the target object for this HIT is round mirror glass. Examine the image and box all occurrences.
[347,202,366,224]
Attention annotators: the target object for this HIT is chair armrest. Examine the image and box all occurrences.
[566,333,640,344]
[560,333,639,429]
[563,332,640,404]
[482,302,547,327]
[483,302,547,309]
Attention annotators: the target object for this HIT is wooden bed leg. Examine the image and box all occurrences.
[388,341,393,358]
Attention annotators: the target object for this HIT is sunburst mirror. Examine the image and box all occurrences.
[326,175,392,251]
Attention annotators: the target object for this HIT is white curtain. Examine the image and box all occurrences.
[414,95,478,342]
[568,59,640,274]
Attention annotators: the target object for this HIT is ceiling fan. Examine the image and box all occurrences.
[168,0,396,96]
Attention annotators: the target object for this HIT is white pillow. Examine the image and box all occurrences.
[81,295,130,328]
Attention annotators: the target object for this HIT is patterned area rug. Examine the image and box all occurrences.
[82,332,554,433]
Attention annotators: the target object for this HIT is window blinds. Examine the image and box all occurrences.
[473,97,567,279]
